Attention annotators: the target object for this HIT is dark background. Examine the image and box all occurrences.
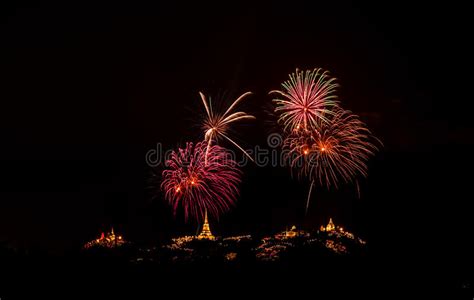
[0,0,472,288]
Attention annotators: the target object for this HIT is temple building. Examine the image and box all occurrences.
[274,225,309,239]
[83,227,125,249]
[197,210,215,240]
[285,225,298,238]
[320,218,336,232]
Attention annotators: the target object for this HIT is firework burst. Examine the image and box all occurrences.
[270,68,339,132]
[199,91,255,162]
[283,107,380,212]
[161,141,241,222]
[308,109,379,188]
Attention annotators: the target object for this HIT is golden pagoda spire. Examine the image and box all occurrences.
[326,218,335,232]
[197,209,215,240]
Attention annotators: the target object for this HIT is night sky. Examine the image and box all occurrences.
[1,0,472,279]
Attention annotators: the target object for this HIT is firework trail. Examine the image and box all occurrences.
[270,68,339,132]
[161,141,241,222]
[199,91,255,162]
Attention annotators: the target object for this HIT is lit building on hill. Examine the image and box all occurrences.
[285,225,297,238]
[319,218,365,243]
[83,228,125,249]
[320,218,336,232]
[274,225,309,240]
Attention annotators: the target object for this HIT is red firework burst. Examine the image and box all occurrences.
[161,141,241,222]
[270,68,339,132]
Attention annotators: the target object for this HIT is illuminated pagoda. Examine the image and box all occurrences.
[83,227,125,249]
[197,210,215,240]
[320,218,336,232]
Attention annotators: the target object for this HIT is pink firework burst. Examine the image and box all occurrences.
[284,107,379,187]
[270,68,339,132]
[283,107,380,212]
[161,141,241,222]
